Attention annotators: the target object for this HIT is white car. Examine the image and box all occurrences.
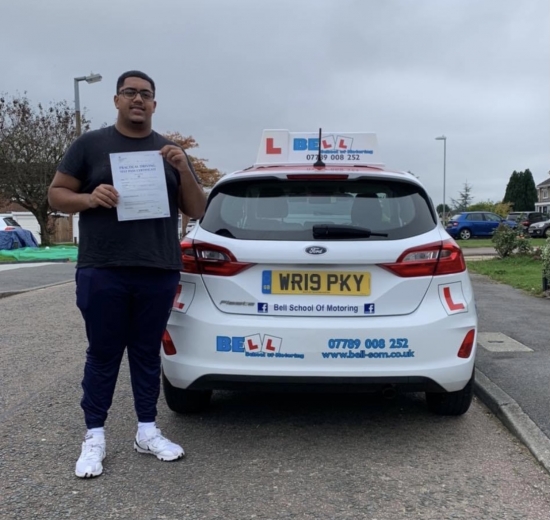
[0,214,22,231]
[162,130,477,416]
[185,218,198,235]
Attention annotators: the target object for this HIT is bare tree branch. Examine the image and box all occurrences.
[0,93,90,245]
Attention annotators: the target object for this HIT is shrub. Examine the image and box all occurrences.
[492,224,518,258]
[491,224,533,258]
[542,238,550,281]
[515,234,534,256]
[531,246,543,260]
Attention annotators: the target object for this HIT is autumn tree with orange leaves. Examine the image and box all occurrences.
[163,131,222,188]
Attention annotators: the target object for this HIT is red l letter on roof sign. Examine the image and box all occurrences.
[266,138,282,154]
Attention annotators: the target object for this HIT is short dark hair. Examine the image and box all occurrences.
[116,71,156,94]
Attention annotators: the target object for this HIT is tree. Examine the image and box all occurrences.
[163,132,222,188]
[503,170,520,207]
[463,200,513,217]
[503,169,537,211]
[436,203,451,215]
[466,200,495,212]
[493,201,513,217]
[520,169,538,211]
[451,182,474,212]
[0,94,89,245]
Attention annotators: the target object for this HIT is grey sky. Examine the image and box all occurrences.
[2,0,549,207]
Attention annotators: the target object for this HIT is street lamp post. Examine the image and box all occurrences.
[435,135,447,224]
[74,72,102,136]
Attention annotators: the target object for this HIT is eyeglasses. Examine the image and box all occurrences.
[117,88,155,101]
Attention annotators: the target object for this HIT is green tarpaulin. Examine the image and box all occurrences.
[0,246,78,262]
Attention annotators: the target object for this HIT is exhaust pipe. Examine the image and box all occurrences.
[381,385,397,400]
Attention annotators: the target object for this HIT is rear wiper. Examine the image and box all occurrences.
[312,224,388,239]
[214,228,236,238]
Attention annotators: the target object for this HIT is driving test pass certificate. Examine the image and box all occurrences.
[109,151,171,221]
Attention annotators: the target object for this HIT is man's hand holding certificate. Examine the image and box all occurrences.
[109,151,171,221]
[159,144,193,174]
[88,184,119,209]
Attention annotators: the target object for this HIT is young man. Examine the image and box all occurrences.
[48,70,206,478]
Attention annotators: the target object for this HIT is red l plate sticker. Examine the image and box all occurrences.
[438,282,468,315]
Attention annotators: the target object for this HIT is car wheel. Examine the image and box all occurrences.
[458,228,472,240]
[425,372,474,416]
[162,371,212,414]
[544,228,550,239]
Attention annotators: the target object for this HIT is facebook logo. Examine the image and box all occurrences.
[257,303,269,313]
[364,304,375,314]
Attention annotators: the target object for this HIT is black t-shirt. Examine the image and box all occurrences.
[58,125,197,270]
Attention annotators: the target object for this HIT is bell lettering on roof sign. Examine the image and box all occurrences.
[293,136,337,151]
[293,138,319,151]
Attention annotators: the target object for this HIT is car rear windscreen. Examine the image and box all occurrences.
[201,178,436,240]
[2,217,20,227]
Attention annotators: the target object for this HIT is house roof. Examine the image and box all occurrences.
[537,178,550,188]
[0,197,26,213]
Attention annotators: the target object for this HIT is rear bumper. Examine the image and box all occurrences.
[184,374,451,393]
[162,274,477,394]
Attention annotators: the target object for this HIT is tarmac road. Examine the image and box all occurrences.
[0,262,76,297]
[2,284,550,520]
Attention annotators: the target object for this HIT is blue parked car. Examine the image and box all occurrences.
[446,212,516,240]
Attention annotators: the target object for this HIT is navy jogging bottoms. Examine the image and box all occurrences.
[75,267,180,429]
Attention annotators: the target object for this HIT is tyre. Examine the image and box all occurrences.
[425,372,474,416]
[544,227,549,239]
[162,371,212,414]
[458,228,472,240]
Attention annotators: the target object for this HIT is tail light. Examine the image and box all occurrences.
[162,330,177,356]
[4,226,16,231]
[181,239,255,276]
[457,329,476,358]
[522,221,529,227]
[379,240,466,277]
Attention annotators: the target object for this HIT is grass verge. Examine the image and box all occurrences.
[458,238,546,249]
[467,255,545,296]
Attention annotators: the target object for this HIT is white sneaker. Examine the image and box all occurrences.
[75,435,106,478]
[134,427,184,461]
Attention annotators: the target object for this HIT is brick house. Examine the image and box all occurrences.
[0,194,26,213]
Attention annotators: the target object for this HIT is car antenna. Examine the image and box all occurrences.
[313,128,325,168]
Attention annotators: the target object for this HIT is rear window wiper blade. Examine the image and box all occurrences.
[214,228,236,238]
[312,224,388,239]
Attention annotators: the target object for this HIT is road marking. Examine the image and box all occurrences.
[478,332,533,352]
[0,262,55,272]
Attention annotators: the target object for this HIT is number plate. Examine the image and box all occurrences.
[262,270,370,295]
